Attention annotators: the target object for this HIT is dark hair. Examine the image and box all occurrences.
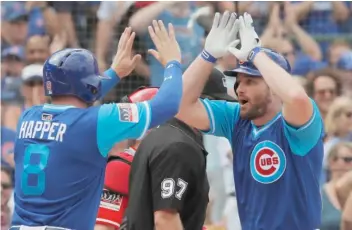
[305,68,343,97]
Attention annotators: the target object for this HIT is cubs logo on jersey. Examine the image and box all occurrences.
[250,141,286,184]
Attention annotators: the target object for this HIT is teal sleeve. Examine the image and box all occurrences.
[199,99,240,142]
[97,102,151,157]
[283,99,324,156]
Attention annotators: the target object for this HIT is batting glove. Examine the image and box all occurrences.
[201,11,240,63]
[228,12,261,62]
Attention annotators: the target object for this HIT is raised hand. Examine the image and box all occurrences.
[111,27,142,78]
[228,12,261,61]
[147,20,181,67]
[204,11,239,59]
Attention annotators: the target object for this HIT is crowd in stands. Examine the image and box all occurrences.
[1,2,352,230]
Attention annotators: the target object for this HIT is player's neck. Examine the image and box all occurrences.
[252,103,281,127]
[51,96,88,108]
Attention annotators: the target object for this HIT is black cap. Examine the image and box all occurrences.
[201,68,236,101]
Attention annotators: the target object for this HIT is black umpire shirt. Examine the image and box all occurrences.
[123,118,209,230]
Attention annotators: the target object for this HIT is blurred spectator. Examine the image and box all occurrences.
[291,1,350,56]
[51,1,99,48]
[335,170,352,230]
[25,35,51,64]
[1,2,61,50]
[1,167,13,230]
[321,142,352,230]
[20,64,46,108]
[261,2,326,76]
[1,2,29,50]
[237,1,272,35]
[129,2,205,86]
[1,46,25,78]
[306,68,342,120]
[328,40,351,67]
[95,1,150,101]
[1,127,16,169]
[336,51,352,94]
[324,97,352,165]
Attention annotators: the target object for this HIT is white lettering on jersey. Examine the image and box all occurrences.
[19,121,67,142]
[161,178,188,200]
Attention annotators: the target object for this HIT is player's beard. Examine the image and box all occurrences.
[240,91,272,120]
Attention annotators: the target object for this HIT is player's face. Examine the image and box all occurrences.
[236,74,272,120]
[329,145,352,178]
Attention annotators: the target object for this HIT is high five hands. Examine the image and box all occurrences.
[147,20,182,67]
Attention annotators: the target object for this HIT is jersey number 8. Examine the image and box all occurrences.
[21,144,49,196]
[161,178,188,200]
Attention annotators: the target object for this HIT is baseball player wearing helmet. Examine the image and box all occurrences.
[11,23,183,230]
[176,12,324,230]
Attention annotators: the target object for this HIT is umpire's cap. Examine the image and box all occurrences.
[223,48,291,78]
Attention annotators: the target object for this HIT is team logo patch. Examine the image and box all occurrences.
[100,189,123,211]
[250,141,286,184]
[117,103,139,123]
[41,113,53,121]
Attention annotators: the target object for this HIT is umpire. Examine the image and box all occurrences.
[122,69,235,230]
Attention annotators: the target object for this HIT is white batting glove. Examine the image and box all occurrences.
[201,11,240,63]
[228,12,261,62]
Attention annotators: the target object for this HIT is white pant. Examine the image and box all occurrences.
[223,197,242,230]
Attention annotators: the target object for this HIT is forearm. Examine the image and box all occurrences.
[253,52,307,104]
[291,2,313,20]
[154,211,183,230]
[181,54,214,106]
[332,2,349,21]
[149,61,183,128]
[129,3,166,34]
[100,69,121,98]
[96,20,115,60]
[41,7,60,37]
[290,24,322,60]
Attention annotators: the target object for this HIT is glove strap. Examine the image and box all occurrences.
[201,50,217,63]
[247,47,262,63]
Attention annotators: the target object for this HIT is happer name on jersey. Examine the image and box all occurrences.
[18,121,67,142]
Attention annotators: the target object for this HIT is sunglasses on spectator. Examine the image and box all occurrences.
[25,80,43,87]
[332,156,352,163]
[1,183,12,190]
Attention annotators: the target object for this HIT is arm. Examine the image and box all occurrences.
[290,1,314,21]
[129,2,172,34]
[331,1,350,22]
[176,12,239,131]
[97,60,182,157]
[99,27,142,99]
[253,51,314,127]
[154,211,183,230]
[150,143,200,230]
[95,2,131,70]
[285,3,322,61]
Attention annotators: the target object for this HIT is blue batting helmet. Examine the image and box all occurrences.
[43,48,104,103]
[223,48,291,77]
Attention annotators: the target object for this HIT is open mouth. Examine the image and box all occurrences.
[239,99,249,105]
